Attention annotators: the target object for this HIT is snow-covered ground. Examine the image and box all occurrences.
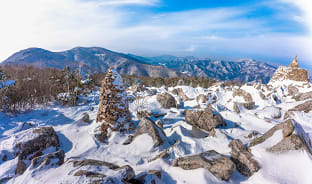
[1,82,312,184]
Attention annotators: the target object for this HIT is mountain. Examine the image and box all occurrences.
[2,47,278,83]
[1,47,183,78]
[138,55,277,83]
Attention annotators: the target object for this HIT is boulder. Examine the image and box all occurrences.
[15,126,60,175]
[288,85,299,97]
[133,117,167,147]
[237,102,255,110]
[172,150,235,181]
[289,100,312,113]
[293,92,312,101]
[232,89,255,110]
[229,139,260,177]
[184,108,225,132]
[70,159,135,184]
[266,134,311,153]
[156,92,177,109]
[30,150,65,170]
[196,94,207,103]
[248,119,295,148]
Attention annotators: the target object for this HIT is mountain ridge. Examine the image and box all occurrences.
[2,47,278,83]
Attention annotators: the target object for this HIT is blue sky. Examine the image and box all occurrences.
[0,0,311,68]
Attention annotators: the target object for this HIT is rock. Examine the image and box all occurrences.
[30,150,65,170]
[81,112,90,123]
[184,108,225,132]
[131,85,146,92]
[74,170,106,178]
[15,126,60,175]
[71,159,119,170]
[289,100,312,113]
[248,119,295,148]
[259,92,266,100]
[96,68,133,142]
[266,134,311,153]
[172,150,235,181]
[229,139,260,177]
[293,92,312,101]
[288,85,299,97]
[283,111,295,120]
[233,89,253,103]
[176,88,190,102]
[133,117,167,147]
[156,92,177,109]
[269,56,310,83]
[237,102,255,110]
[149,141,179,163]
[196,94,207,103]
[233,103,240,113]
[232,89,255,110]
[103,165,136,184]
[70,159,135,184]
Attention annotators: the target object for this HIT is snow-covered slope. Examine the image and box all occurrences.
[1,81,312,184]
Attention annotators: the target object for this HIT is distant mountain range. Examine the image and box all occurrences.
[1,47,278,83]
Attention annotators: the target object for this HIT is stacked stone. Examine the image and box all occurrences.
[96,68,133,141]
[269,56,310,83]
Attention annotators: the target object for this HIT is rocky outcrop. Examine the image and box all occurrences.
[229,139,260,177]
[15,127,60,175]
[132,117,167,147]
[172,150,235,181]
[289,100,312,113]
[184,108,225,132]
[96,69,133,142]
[269,56,310,83]
[156,92,177,109]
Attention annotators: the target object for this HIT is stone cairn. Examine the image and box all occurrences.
[269,56,310,83]
[96,68,133,142]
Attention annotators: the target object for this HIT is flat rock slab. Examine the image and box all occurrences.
[172,150,235,181]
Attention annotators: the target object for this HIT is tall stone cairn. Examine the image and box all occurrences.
[96,68,133,142]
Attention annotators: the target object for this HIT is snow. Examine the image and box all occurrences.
[1,81,312,183]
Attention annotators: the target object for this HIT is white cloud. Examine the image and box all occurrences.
[0,0,310,68]
[96,0,160,6]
